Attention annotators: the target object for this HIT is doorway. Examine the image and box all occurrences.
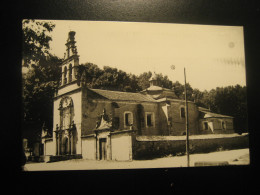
[99,138,107,160]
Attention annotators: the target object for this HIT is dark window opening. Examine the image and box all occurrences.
[125,113,132,126]
[222,121,226,130]
[204,122,208,130]
[64,67,67,85]
[181,107,185,118]
[99,138,107,160]
[68,64,72,82]
[147,114,153,126]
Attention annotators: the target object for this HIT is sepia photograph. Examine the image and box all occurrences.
[21,19,249,171]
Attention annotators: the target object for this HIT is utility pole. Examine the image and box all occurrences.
[184,67,190,167]
[171,65,190,167]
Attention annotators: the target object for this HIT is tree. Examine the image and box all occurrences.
[192,88,206,107]
[22,20,60,147]
[22,19,55,68]
[156,73,173,89]
[23,55,62,125]
[77,63,141,92]
[172,81,193,101]
[22,55,62,146]
[137,72,173,91]
[127,74,142,92]
[137,71,152,90]
[199,85,248,133]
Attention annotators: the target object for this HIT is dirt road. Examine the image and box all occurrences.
[24,148,249,171]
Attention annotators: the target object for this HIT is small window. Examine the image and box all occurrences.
[222,121,226,130]
[180,107,185,118]
[68,64,72,82]
[64,66,67,85]
[124,112,133,127]
[147,114,152,126]
[145,112,154,127]
[203,122,208,130]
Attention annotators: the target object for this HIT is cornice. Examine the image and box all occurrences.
[53,87,82,100]
[60,55,80,66]
[58,80,78,90]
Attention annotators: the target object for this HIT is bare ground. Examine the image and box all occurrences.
[23,148,249,171]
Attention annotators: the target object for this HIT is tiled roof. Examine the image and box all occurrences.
[199,109,233,118]
[90,88,156,102]
[198,107,211,112]
[203,112,233,118]
[146,86,163,91]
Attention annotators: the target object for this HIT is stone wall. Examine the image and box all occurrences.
[81,87,169,136]
[168,101,199,136]
[132,134,249,159]
[81,98,112,135]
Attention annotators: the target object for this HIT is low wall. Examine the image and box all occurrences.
[111,132,132,161]
[81,130,133,161]
[82,136,96,160]
[45,140,55,156]
[132,133,249,159]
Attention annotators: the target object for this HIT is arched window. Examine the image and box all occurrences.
[68,64,72,82]
[64,66,67,85]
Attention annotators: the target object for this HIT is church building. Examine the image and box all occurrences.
[41,31,234,161]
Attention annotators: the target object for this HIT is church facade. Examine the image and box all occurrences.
[41,31,234,161]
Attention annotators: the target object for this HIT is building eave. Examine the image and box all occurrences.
[60,55,80,66]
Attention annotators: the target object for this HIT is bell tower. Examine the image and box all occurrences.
[60,31,79,86]
[149,72,159,87]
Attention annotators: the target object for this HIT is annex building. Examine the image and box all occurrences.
[41,31,234,161]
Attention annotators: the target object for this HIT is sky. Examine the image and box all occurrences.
[43,20,246,91]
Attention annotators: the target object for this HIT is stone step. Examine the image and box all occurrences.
[48,154,82,162]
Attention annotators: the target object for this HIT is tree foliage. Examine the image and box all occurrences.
[23,55,62,126]
[22,20,60,145]
[137,72,174,91]
[172,81,193,101]
[22,19,55,67]
[77,63,141,92]
[137,71,152,90]
[203,85,248,132]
